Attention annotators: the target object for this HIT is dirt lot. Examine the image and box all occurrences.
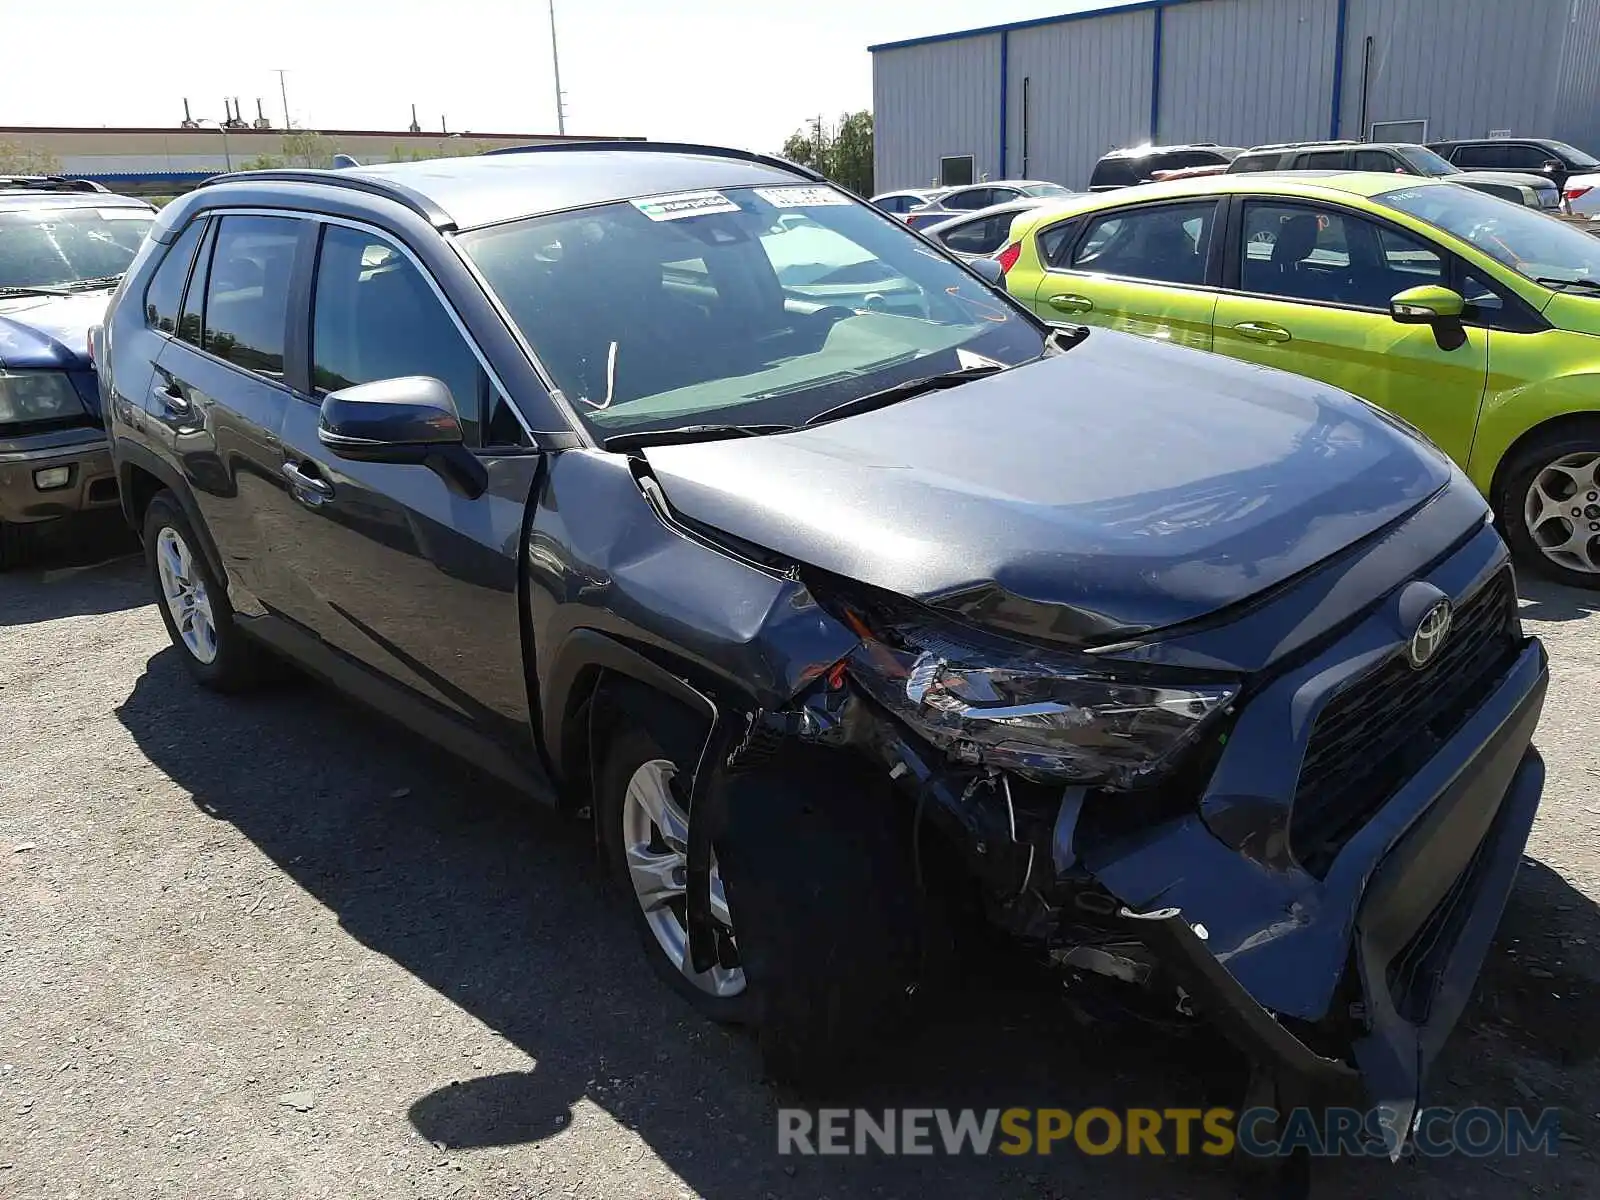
[3,526,1599,1200]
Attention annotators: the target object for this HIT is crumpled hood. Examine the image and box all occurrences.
[642,330,1452,643]
[0,291,111,370]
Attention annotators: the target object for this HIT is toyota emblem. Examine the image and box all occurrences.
[1407,599,1453,669]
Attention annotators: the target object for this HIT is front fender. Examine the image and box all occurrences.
[1467,345,1600,495]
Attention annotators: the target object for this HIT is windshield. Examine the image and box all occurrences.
[1379,183,1600,284]
[0,206,154,288]
[1395,146,1459,177]
[459,184,1045,438]
[1022,183,1073,198]
[1548,141,1600,169]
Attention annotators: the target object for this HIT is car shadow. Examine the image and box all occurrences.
[0,517,143,627]
[1517,575,1600,624]
[112,650,1597,1199]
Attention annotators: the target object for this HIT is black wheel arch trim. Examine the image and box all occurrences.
[114,438,229,587]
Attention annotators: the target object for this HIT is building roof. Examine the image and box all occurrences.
[868,0,1213,53]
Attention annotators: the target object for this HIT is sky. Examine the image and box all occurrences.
[2,0,1115,151]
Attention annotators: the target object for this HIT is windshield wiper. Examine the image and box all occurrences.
[602,423,795,453]
[1535,275,1600,293]
[61,274,124,292]
[802,364,1007,427]
[0,284,75,297]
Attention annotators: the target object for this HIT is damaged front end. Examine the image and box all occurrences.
[716,528,1546,1157]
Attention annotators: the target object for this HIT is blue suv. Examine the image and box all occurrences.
[100,143,1547,1154]
[0,178,154,566]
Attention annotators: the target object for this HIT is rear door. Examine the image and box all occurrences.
[270,220,539,737]
[1024,198,1223,350]
[1211,197,1488,466]
[148,213,312,606]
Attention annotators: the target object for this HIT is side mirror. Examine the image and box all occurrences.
[318,376,487,498]
[968,257,1005,286]
[1390,284,1464,324]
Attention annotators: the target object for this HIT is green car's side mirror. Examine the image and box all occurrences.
[1390,284,1465,324]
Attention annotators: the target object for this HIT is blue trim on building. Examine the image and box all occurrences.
[1328,0,1350,138]
[999,30,1010,177]
[868,0,1212,54]
[1149,5,1165,139]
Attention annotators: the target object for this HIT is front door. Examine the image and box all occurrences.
[1025,199,1222,351]
[1212,199,1489,468]
[270,221,539,739]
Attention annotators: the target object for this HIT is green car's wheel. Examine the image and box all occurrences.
[1499,423,1600,589]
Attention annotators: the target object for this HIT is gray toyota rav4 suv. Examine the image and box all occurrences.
[100,142,1547,1162]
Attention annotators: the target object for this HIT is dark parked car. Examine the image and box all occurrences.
[0,178,154,565]
[101,143,1547,1150]
[921,197,1065,259]
[1230,140,1562,209]
[1088,144,1244,190]
[1429,135,1599,192]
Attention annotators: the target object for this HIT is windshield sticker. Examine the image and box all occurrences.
[99,208,154,220]
[632,191,741,221]
[754,186,852,208]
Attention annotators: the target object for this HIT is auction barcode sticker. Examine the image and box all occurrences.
[632,190,742,221]
[754,186,852,208]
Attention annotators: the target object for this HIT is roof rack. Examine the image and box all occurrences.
[481,139,829,184]
[0,175,109,193]
[196,168,457,230]
[1245,140,1360,152]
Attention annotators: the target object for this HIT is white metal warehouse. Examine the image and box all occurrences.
[869,0,1600,192]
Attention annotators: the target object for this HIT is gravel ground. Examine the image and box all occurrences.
[2,526,1599,1200]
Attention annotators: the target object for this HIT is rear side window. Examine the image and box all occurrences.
[939,212,1013,255]
[1353,150,1403,173]
[1294,150,1348,169]
[143,220,205,334]
[1230,153,1279,173]
[311,224,488,444]
[1071,201,1216,285]
[202,215,302,378]
[177,221,217,346]
[1090,157,1138,188]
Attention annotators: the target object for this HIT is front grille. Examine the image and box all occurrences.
[1290,570,1518,876]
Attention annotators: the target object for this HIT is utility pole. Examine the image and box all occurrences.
[548,0,566,134]
[274,69,291,129]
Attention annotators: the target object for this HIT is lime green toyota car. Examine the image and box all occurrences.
[999,172,1600,587]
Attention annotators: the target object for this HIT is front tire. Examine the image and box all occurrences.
[1497,422,1600,589]
[0,520,34,571]
[143,490,271,691]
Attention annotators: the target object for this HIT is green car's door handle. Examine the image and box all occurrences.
[1232,321,1292,344]
[1047,293,1095,313]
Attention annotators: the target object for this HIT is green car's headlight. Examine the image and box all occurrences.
[0,370,85,426]
[847,620,1237,789]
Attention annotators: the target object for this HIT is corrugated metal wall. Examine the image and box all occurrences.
[1006,10,1155,190]
[872,35,1002,191]
[1159,0,1337,146]
[1553,0,1600,151]
[1338,0,1569,142]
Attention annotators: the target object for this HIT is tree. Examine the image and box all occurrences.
[281,130,335,168]
[780,111,872,196]
[0,140,63,176]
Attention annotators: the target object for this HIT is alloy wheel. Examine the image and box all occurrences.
[620,758,746,998]
[1523,451,1600,576]
[155,526,220,664]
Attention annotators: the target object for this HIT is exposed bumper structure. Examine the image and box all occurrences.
[0,425,117,524]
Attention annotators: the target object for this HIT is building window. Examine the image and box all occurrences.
[939,155,975,187]
[1370,119,1427,144]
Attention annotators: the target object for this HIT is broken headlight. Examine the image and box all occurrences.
[847,622,1237,789]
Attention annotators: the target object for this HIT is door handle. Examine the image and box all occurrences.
[152,378,191,414]
[1047,293,1095,313]
[1231,321,1292,344]
[282,461,334,507]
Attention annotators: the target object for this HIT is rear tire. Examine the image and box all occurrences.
[143,490,271,692]
[1496,422,1600,589]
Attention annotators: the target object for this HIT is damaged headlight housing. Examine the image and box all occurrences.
[0,370,85,426]
[848,622,1237,789]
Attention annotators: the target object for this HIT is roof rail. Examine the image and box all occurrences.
[196,168,457,230]
[0,175,109,193]
[481,139,829,184]
[1247,139,1360,151]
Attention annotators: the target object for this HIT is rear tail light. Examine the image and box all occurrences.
[996,242,1022,275]
[1565,185,1592,202]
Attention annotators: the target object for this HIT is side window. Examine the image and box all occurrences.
[1374,224,1444,285]
[311,224,488,445]
[1038,220,1079,267]
[1461,269,1507,322]
[1296,150,1348,169]
[941,213,1010,255]
[1502,145,1550,169]
[1240,203,1356,303]
[1354,150,1403,173]
[879,196,909,215]
[202,215,301,378]
[177,220,217,347]
[1090,158,1137,189]
[943,188,992,211]
[1231,153,1276,174]
[1070,201,1216,285]
[142,220,205,334]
